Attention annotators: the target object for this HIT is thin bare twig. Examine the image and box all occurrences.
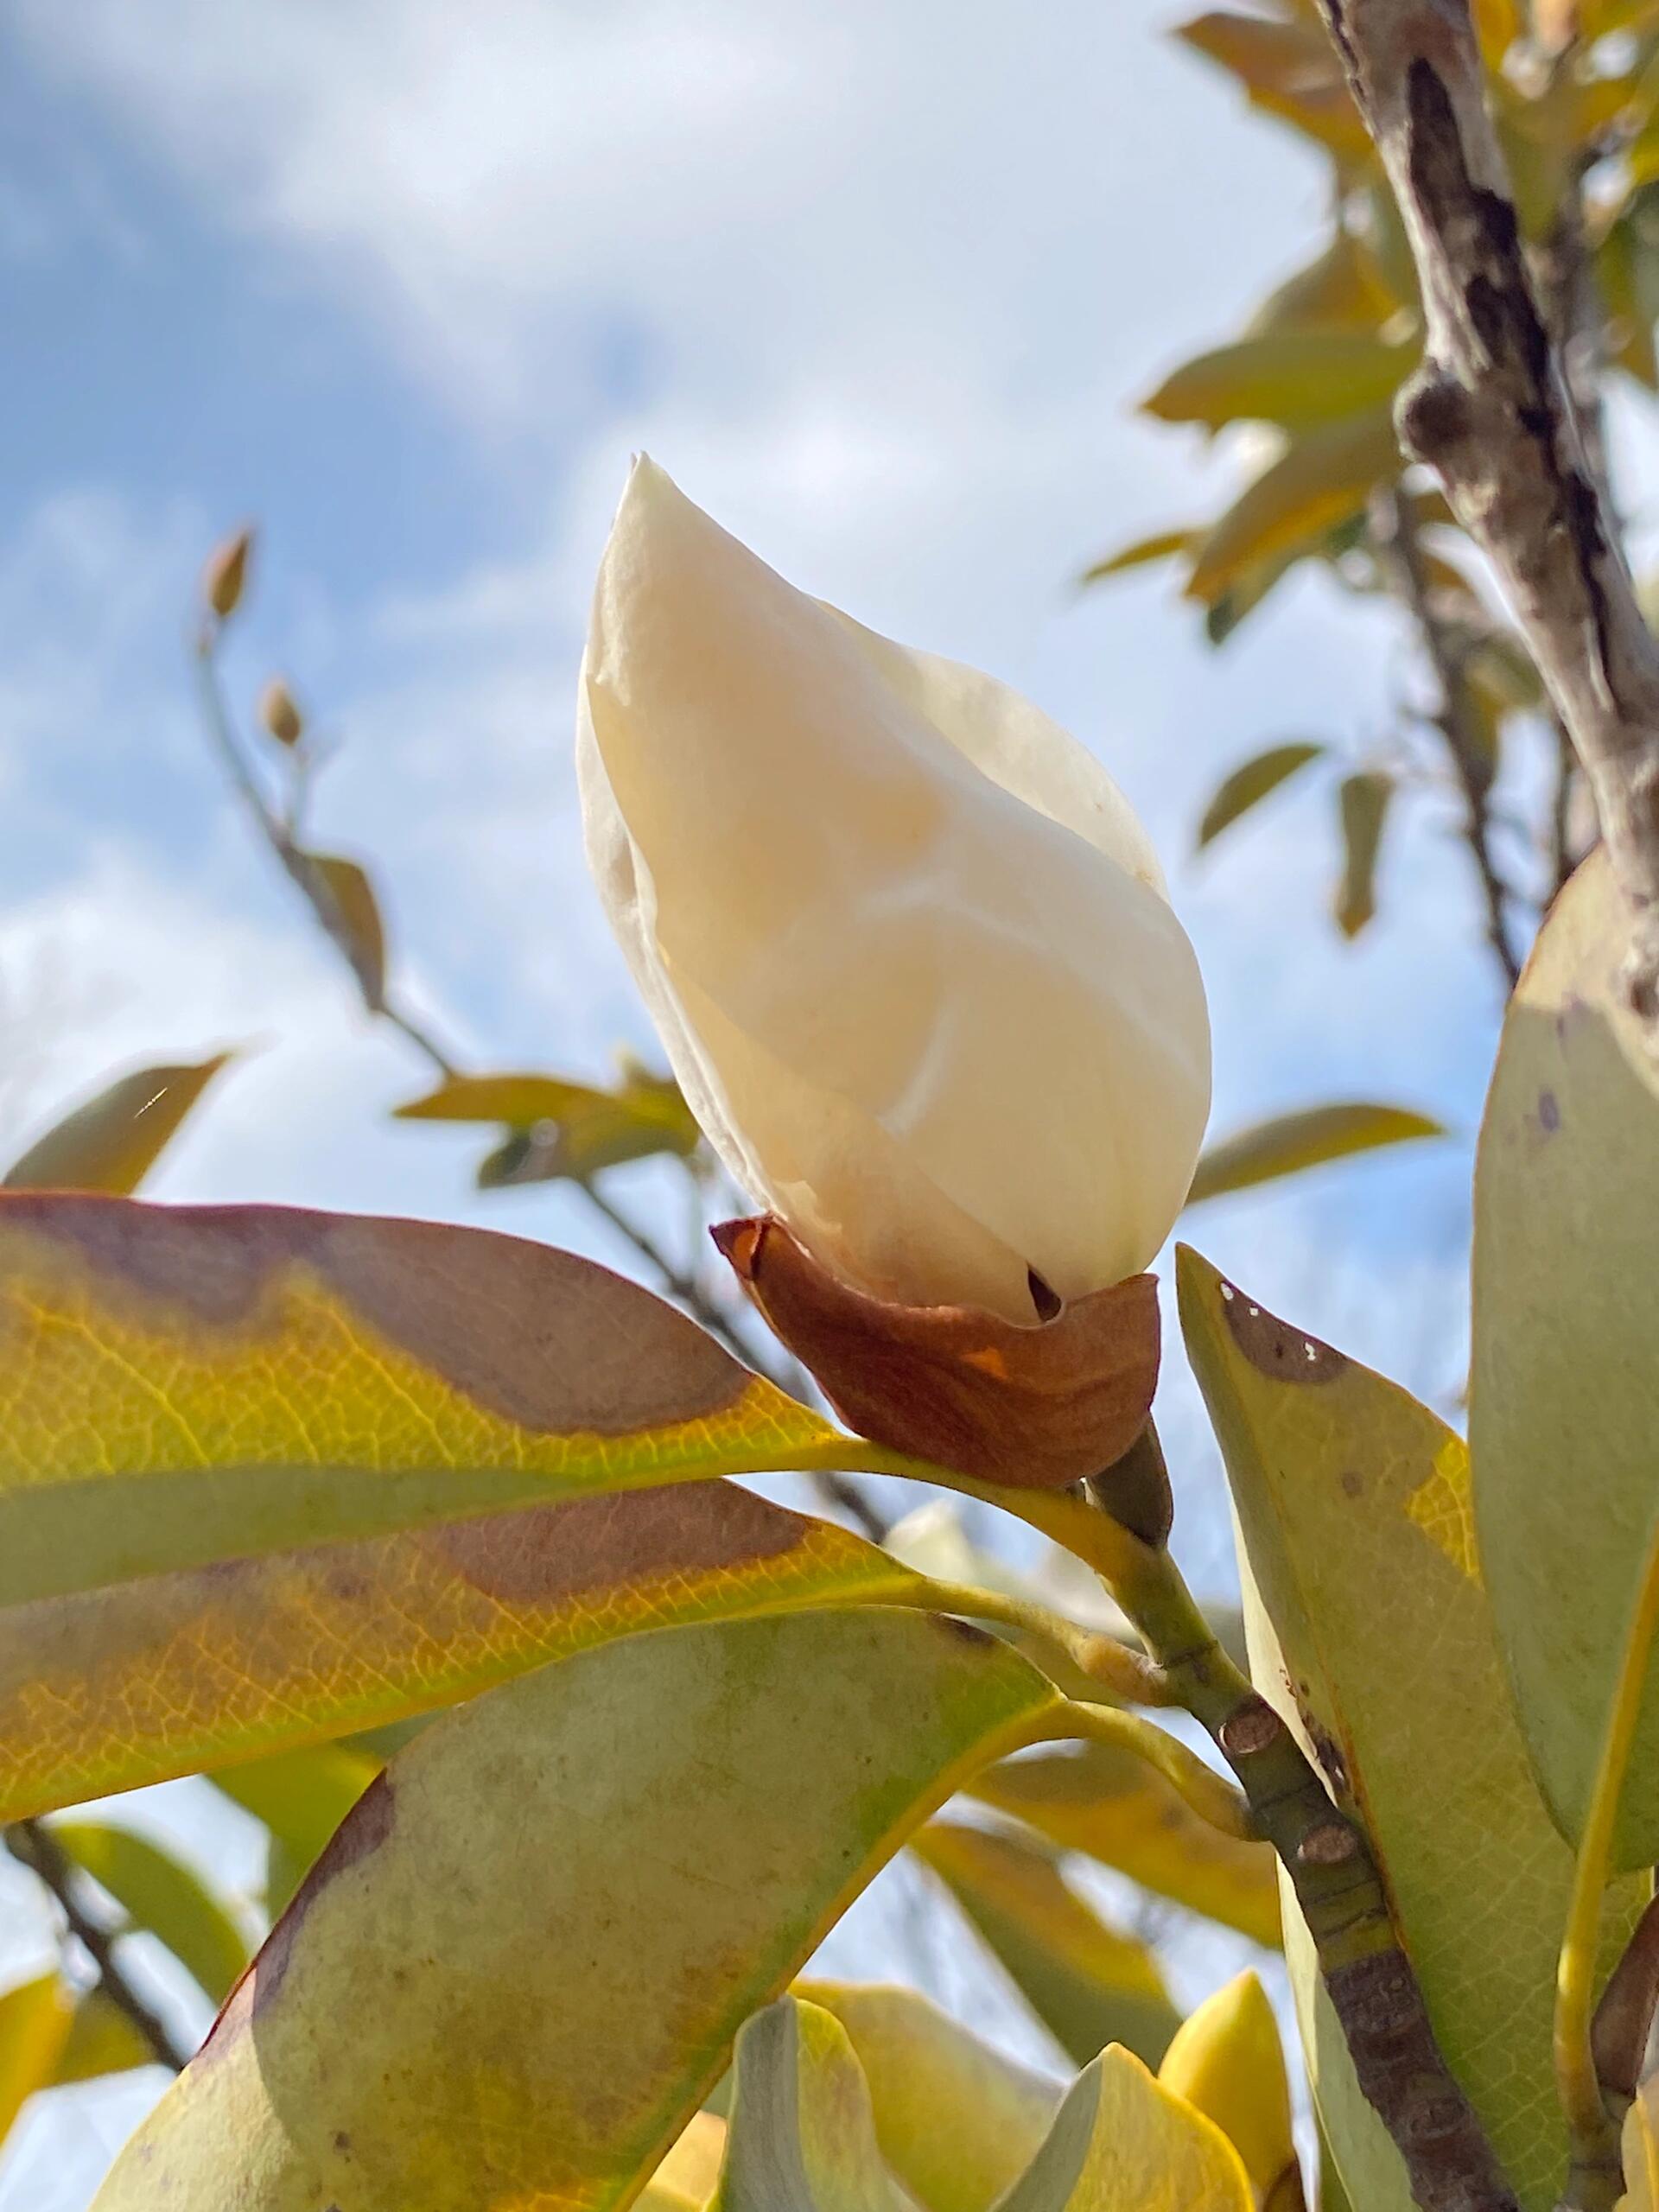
[193,629,889,1540]
[1372,484,1522,988]
[4,1820,188,2073]
[1316,0,1659,1017]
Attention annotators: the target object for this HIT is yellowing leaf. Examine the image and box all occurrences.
[1179,1246,1646,2212]
[1160,1972,1302,2208]
[2,1482,924,1824]
[1187,411,1402,604]
[3,1055,232,1197]
[1197,742,1325,849]
[796,1981,1058,2212]
[1146,336,1411,434]
[711,1998,901,2212]
[0,1974,73,2144]
[967,1741,1281,1948]
[1621,2075,1659,2212]
[1334,770,1392,938]
[1185,1103,1442,1206]
[92,1610,1063,2212]
[994,2045,1252,2212]
[1176,13,1369,160]
[642,2113,728,2212]
[1078,529,1196,586]
[0,1193,843,1613]
[49,1821,249,2004]
[910,1821,1179,2069]
[302,853,386,1010]
[1246,232,1400,340]
[1472,849,1659,1866]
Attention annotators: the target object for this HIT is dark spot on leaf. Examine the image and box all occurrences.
[433,1484,804,1605]
[1340,1469,1363,1499]
[1218,1279,1346,1384]
[1537,1088,1560,1134]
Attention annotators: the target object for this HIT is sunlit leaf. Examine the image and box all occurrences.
[1197,742,1325,849]
[1333,770,1392,938]
[92,1611,1064,2212]
[641,2113,728,2212]
[1185,1103,1443,1205]
[1160,1972,1303,2208]
[3,1055,232,1197]
[711,1998,901,2212]
[910,1821,1179,2069]
[797,1981,1058,2212]
[967,1741,1281,1948]
[1186,411,1401,604]
[1176,13,1369,160]
[1077,529,1196,586]
[303,853,386,1011]
[4,1480,924,1825]
[1471,849,1659,1866]
[1621,2073,1659,2211]
[994,2045,1252,2212]
[1179,1246,1646,2212]
[49,1821,249,2005]
[1146,335,1410,433]
[0,1974,73,2144]
[0,1193,842,1614]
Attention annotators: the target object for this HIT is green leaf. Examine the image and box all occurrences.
[910,1821,1179,2069]
[1333,771,1392,938]
[396,1066,700,1186]
[0,1194,842,1613]
[1078,529,1196,587]
[1471,849,1659,1866]
[1185,1103,1443,1205]
[3,1055,232,1196]
[992,2045,1252,2212]
[302,853,386,1010]
[1176,12,1370,160]
[0,1974,74,2144]
[710,1997,901,2212]
[796,1981,1058,2212]
[967,1742,1281,1948]
[1178,1245,1647,2212]
[1196,742,1325,849]
[1186,410,1402,605]
[49,1821,249,2004]
[53,1988,156,2086]
[1146,335,1411,434]
[92,1611,1064,2212]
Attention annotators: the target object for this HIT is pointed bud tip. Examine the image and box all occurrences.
[258,677,304,747]
[202,526,255,623]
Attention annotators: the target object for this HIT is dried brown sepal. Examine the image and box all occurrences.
[710,1214,1161,1499]
[1592,1890,1659,2111]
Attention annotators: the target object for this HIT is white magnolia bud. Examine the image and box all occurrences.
[577,458,1211,1324]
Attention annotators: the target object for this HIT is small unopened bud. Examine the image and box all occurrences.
[202,527,254,623]
[258,677,304,747]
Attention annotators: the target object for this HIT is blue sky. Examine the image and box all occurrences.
[0,2,1618,2200]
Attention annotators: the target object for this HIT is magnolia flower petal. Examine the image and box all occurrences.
[579,459,1210,1320]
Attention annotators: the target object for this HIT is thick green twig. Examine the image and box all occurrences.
[1079,1427,1519,2212]
[4,1820,187,2073]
